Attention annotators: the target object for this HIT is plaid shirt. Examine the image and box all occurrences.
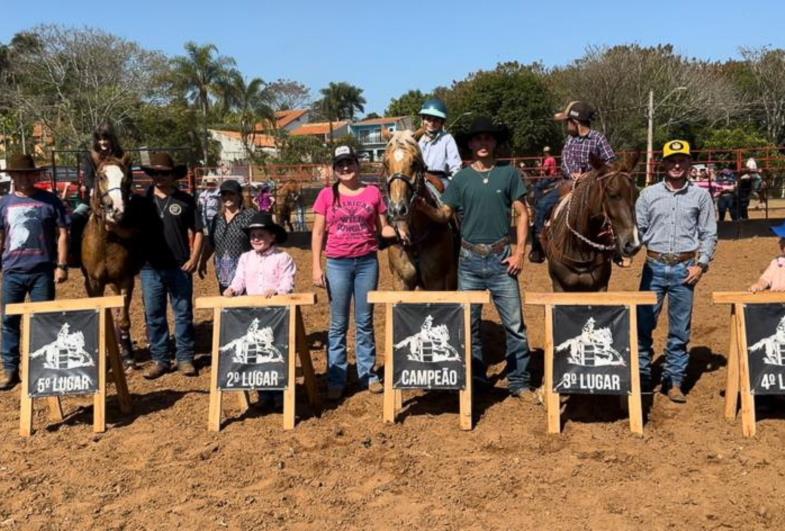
[560,130,615,178]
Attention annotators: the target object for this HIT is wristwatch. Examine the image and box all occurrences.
[56,263,68,271]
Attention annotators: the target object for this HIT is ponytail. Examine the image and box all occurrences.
[332,179,341,209]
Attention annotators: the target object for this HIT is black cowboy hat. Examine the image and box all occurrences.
[5,153,44,174]
[141,152,188,179]
[455,116,511,148]
[219,179,243,196]
[242,211,288,244]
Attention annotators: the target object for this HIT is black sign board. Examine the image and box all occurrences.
[28,310,99,397]
[552,305,630,395]
[744,303,785,395]
[393,303,465,390]
[217,307,289,390]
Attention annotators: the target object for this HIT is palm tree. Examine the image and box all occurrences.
[171,42,236,163]
[227,73,275,160]
[316,82,366,143]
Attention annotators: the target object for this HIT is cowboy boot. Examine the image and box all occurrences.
[528,235,545,264]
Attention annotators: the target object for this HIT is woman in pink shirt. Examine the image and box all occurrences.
[224,211,295,297]
[750,223,785,292]
[312,145,398,400]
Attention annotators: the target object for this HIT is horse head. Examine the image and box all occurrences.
[383,130,426,227]
[591,151,641,258]
[92,154,132,224]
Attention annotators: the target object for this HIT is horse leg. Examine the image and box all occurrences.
[111,278,137,368]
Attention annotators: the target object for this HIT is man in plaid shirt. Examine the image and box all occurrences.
[529,101,616,263]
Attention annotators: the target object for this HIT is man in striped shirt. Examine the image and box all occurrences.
[529,101,616,263]
[635,140,717,403]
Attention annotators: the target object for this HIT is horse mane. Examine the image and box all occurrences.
[384,130,424,174]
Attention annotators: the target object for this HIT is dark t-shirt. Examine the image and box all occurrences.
[0,191,67,272]
[140,187,203,268]
[442,165,527,244]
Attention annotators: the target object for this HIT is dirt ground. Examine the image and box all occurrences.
[1,233,785,530]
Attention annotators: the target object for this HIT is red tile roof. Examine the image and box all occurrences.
[290,121,349,136]
[275,109,308,128]
[354,116,405,126]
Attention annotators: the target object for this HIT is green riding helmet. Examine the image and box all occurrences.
[419,98,448,120]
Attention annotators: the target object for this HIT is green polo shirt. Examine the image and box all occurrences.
[442,165,527,244]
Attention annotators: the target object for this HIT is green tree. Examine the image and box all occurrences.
[171,42,236,163]
[314,82,366,143]
[385,89,429,118]
[223,72,275,160]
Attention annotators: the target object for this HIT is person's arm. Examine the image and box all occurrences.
[750,260,776,292]
[276,253,297,295]
[311,213,327,287]
[55,227,69,283]
[685,191,718,285]
[597,134,616,165]
[198,217,217,278]
[224,253,246,296]
[183,231,204,273]
[445,136,463,176]
[503,199,528,275]
[416,201,454,224]
[634,191,650,236]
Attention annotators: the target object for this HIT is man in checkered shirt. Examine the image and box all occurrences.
[529,101,616,263]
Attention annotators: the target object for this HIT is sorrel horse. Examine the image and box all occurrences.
[384,130,457,290]
[274,180,300,232]
[543,152,641,292]
[81,153,145,362]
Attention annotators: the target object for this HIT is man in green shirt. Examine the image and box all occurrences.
[417,116,533,397]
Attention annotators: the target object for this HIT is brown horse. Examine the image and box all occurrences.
[384,130,457,290]
[81,154,145,362]
[274,180,300,232]
[543,152,641,292]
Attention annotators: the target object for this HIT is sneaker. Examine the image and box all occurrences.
[0,370,20,390]
[177,361,198,377]
[667,386,687,404]
[143,361,170,380]
[327,386,344,401]
[368,380,384,394]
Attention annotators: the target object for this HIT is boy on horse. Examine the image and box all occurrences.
[416,116,533,399]
[418,98,462,199]
[529,101,616,264]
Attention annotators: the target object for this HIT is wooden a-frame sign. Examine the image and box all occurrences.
[368,290,490,431]
[6,295,132,436]
[713,291,785,437]
[195,293,319,431]
[525,292,656,435]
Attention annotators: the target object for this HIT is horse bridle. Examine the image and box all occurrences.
[94,165,129,218]
[385,169,424,222]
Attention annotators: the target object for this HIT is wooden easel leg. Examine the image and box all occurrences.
[628,306,644,435]
[296,309,320,409]
[734,304,756,437]
[544,305,561,433]
[48,397,64,422]
[105,311,132,414]
[395,390,403,411]
[383,304,396,423]
[237,391,250,413]
[19,313,33,437]
[459,303,473,430]
[208,308,223,432]
[724,309,740,421]
[283,309,297,430]
[93,308,108,433]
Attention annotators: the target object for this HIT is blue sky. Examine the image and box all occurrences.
[2,0,784,115]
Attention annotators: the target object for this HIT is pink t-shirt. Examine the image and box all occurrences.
[313,185,387,258]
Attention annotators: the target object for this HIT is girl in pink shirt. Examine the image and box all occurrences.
[224,211,295,297]
[750,224,785,292]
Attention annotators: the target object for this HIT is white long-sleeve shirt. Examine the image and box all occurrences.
[419,131,462,176]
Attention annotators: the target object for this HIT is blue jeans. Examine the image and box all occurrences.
[296,205,307,231]
[140,266,195,364]
[2,268,55,372]
[637,259,695,389]
[458,245,531,393]
[534,186,561,236]
[325,253,380,389]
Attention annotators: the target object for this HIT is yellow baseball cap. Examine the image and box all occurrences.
[662,140,691,159]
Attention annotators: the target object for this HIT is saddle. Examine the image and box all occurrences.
[424,172,446,193]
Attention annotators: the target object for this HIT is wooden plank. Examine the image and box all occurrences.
[295,308,319,409]
[236,391,251,413]
[47,397,64,422]
[459,303,473,431]
[544,305,561,434]
[195,293,316,309]
[525,292,657,307]
[713,291,785,305]
[383,303,395,423]
[368,291,490,305]
[6,295,124,316]
[207,308,223,432]
[105,311,132,414]
[735,303,756,437]
[627,305,644,436]
[395,390,403,412]
[724,308,740,421]
[283,306,297,430]
[19,313,33,437]
[93,308,106,433]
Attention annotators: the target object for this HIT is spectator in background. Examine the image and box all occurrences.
[198,177,221,236]
[541,146,558,177]
[256,182,276,213]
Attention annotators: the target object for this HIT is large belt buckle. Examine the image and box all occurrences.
[475,243,491,256]
[660,253,680,265]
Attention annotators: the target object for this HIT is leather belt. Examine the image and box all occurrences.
[646,250,696,265]
[461,237,510,257]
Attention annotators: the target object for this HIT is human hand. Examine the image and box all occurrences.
[749,282,767,293]
[55,267,68,284]
[263,289,277,298]
[684,265,704,285]
[503,252,525,276]
[223,287,236,297]
[181,259,197,273]
[313,267,326,288]
[197,261,208,279]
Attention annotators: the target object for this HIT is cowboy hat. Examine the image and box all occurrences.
[455,116,510,147]
[141,152,187,178]
[243,211,288,244]
[5,154,44,174]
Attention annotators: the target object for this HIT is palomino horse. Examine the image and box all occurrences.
[543,152,641,292]
[274,180,301,232]
[384,130,457,290]
[81,153,145,363]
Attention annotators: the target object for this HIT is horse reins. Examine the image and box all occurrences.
[563,171,632,252]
